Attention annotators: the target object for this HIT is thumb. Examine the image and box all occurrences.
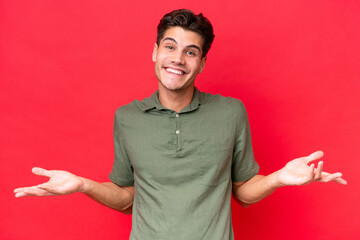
[32,167,53,178]
[305,151,324,165]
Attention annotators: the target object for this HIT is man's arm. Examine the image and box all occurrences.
[232,151,347,207]
[14,167,134,214]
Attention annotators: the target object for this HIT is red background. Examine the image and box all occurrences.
[1,0,359,239]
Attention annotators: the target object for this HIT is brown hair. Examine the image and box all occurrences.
[156,9,215,57]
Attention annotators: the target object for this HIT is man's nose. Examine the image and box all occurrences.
[171,51,185,65]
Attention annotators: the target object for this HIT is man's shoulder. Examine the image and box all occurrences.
[199,91,246,112]
[114,99,144,120]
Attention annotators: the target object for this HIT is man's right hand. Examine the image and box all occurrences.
[14,167,134,214]
[14,167,84,197]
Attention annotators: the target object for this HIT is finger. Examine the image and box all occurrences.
[14,186,38,193]
[32,167,53,178]
[319,172,343,183]
[14,187,25,193]
[309,163,315,181]
[14,188,44,198]
[25,186,56,196]
[318,171,347,185]
[333,177,347,185]
[14,191,29,198]
[14,190,34,198]
[314,161,323,180]
[309,163,315,171]
[305,151,324,164]
[14,186,56,197]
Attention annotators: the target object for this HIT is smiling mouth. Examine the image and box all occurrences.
[165,67,185,75]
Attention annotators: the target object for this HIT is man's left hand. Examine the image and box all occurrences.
[275,151,347,187]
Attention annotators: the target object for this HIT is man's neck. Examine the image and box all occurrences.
[158,86,195,113]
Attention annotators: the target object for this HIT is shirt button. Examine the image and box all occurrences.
[175,130,180,135]
[175,114,179,118]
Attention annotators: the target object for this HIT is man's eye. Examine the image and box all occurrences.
[166,46,174,50]
[186,51,196,56]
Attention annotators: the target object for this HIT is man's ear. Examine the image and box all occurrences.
[199,56,207,73]
[152,43,158,62]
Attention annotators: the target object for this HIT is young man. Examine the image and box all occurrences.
[14,9,347,240]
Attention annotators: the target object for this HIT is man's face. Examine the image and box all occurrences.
[152,27,207,93]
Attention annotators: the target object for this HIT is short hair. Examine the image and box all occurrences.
[156,9,215,57]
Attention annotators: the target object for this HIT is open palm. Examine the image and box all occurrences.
[276,151,347,186]
[14,167,84,197]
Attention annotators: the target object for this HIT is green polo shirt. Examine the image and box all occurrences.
[109,88,259,240]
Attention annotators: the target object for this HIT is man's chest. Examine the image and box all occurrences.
[119,110,238,186]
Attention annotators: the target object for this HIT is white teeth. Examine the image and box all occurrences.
[165,68,184,75]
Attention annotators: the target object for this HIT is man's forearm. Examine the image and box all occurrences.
[232,172,281,207]
[79,178,134,214]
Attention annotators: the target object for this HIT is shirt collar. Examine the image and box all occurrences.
[139,87,201,113]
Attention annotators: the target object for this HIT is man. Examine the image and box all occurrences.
[14,9,347,240]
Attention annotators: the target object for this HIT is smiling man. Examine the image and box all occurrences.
[154,27,206,90]
[153,19,209,113]
[14,9,347,240]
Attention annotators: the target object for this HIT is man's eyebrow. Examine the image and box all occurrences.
[162,37,201,52]
[162,37,178,44]
[186,44,201,52]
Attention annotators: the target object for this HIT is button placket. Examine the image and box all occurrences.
[174,112,181,152]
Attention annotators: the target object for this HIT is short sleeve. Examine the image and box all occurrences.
[231,103,259,182]
[108,109,134,186]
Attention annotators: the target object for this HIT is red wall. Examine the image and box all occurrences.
[1,1,359,239]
